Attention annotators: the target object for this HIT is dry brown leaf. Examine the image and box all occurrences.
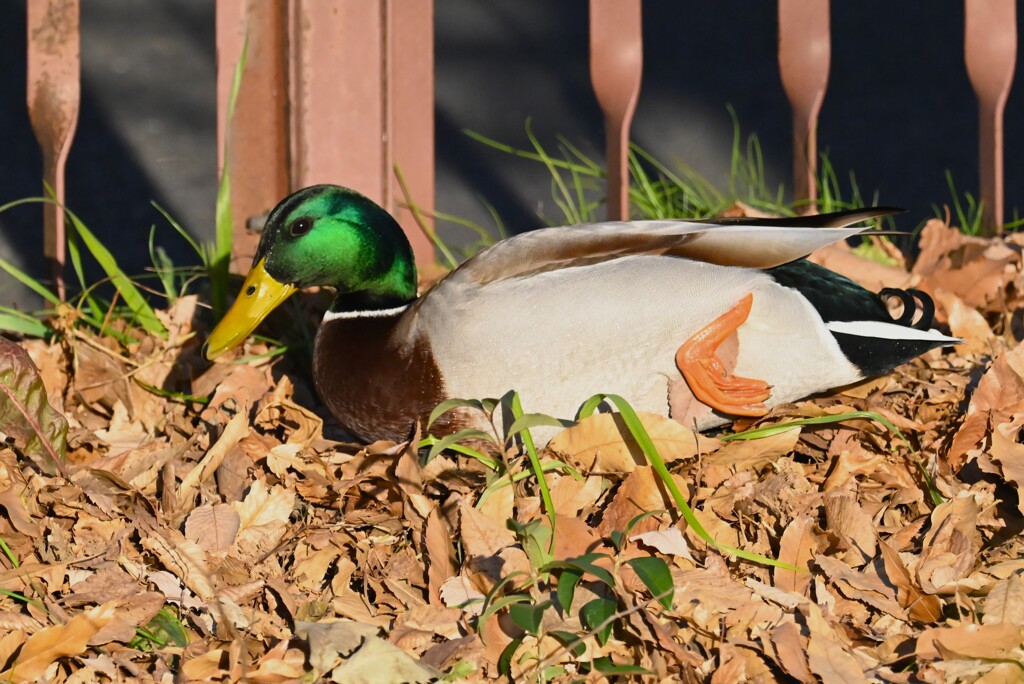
[438,574,484,615]
[140,529,217,601]
[991,418,1024,516]
[2,602,116,682]
[597,466,685,537]
[0,486,40,536]
[396,604,463,640]
[983,575,1024,626]
[293,544,343,591]
[425,507,456,605]
[548,411,720,474]
[22,338,69,405]
[917,492,981,594]
[949,341,1024,465]
[551,514,603,561]
[476,480,514,530]
[184,503,241,552]
[814,555,906,619]
[913,219,1018,309]
[703,427,800,471]
[809,240,914,292]
[824,492,877,567]
[93,400,149,449]
[806,628,868,684]
[878,540,942,623]
[459,500,516,559]
[197,363,271,418]
[934,289,994,356]
[630,527,695,561]
[233,479,296,559]
[548,473,603,517]
[917,622,1024,661]
[774,515,818,595]
[180,648,229,681]
[88,592,165,645]
[768,620,814,683]
[178,409,249,508]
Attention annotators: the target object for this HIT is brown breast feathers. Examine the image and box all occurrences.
[313,315,448,443]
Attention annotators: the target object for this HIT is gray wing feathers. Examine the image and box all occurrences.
[446,217,880,287]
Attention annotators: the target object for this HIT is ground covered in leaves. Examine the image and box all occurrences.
[2,218,1024,682]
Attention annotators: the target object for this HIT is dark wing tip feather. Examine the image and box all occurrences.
[704,206,905,228]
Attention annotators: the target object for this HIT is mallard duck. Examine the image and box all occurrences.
[205,184,957,443]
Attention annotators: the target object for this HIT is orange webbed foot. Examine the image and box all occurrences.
[675,293,771,417]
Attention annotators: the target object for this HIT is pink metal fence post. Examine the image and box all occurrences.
[27,0,81,300]
[589,0,642,222]
[965,0,1016,234]
[386,0,435,262]
[217,0,435,270]
[778,0,830,210]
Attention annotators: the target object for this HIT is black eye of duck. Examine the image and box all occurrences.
[290,218,313,237]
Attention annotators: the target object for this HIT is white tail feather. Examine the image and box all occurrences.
[826,320,960,344]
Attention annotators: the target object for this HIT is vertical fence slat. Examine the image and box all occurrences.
[217,0,290,271]
[27,0,80,299]
[965,0,1016,234]
[386,0,435,264]
[589,0,642,222]
[290,0,385,200]
[778,0,830,209]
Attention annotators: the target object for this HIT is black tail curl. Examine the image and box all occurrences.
[879,288,936,330]
[880,286,937,329]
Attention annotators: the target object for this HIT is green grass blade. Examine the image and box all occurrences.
[212,31,249,317]
[477,459,578,507]
[509,391,557,549]
[419,434,500,471]
[424,428,498,463]
[578,393,799,571]
[148,226,177,304]
[0,256,59,306]
[151,201,207,266]
[721,410,907,445]
[504,412,573,440]
[65,208,167,339]
[0,309,51,337]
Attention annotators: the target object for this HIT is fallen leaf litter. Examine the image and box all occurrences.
[0,219,1023,681]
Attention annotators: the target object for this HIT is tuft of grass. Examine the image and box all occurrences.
[0,197,169,340]
[468,110,874,230]
[935,170,985,236]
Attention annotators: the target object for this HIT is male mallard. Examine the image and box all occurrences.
[205,184,957,443]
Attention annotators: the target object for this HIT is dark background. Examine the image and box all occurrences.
[2,0,1021,308]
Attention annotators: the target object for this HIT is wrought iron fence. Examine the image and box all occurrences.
[25,0,1018,296]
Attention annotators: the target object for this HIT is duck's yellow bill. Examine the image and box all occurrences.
[204,259,297,360]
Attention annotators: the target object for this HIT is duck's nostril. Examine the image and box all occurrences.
[246,285,257,296]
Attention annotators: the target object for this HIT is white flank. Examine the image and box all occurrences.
[322,304,410,322]
[826,320,960,343]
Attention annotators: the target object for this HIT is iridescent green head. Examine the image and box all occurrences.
[205,185,417,359]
